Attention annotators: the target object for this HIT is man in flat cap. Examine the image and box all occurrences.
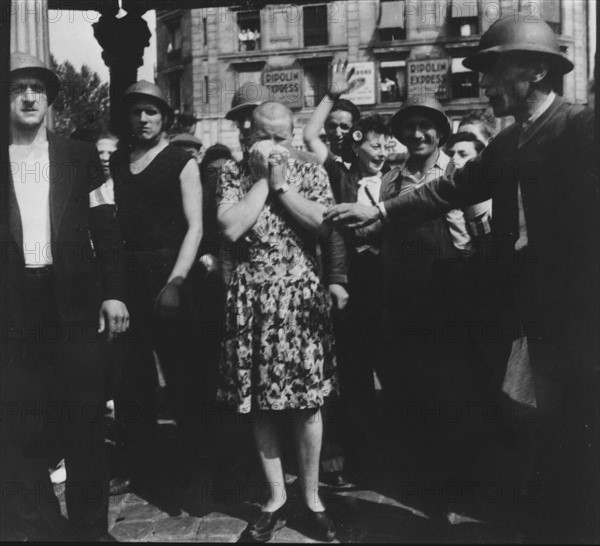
[1,52,128,541]
[326,14,598,541]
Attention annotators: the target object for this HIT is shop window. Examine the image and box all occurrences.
[377,0,406,42]
[166,19,183,61]
[448,0,479,36]
[450,58,479,100]
[237,10,261,51]
[303,65,328,107]
[303,5,328,47]
[380,61,406,103]
[168,73,182,112]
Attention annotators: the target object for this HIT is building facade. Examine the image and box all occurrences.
[156,0,592,157]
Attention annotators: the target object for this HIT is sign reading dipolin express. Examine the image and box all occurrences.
[407,58,449,99]
[263,68,303,109]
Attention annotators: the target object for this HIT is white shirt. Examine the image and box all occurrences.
[356,175,382,254]
[396,150,471,251]
[9,141,52,266]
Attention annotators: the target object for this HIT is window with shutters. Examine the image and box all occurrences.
[303,5,329,47]
[448,0,479,37]
[377,0,406,42]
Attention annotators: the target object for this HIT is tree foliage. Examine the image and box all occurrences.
[50,54,110,140]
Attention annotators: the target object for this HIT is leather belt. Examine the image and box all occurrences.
[25,266,54,276]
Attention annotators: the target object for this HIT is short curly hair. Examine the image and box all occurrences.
[340,114,392,163]
[331,99,361,124]
[458,110,497,144]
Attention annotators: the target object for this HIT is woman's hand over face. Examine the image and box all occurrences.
[248,140,274,181]
[267,145,290,190]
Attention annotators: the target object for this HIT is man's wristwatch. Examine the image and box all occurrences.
[326,91,342,101]
[275,183,290,196]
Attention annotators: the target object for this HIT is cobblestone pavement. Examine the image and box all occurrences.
[53,410,526,543]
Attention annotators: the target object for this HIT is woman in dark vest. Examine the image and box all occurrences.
[110,81,204,484]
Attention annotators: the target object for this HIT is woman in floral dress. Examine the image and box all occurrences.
[217,101,337,542]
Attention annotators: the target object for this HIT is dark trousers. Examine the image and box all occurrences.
[114,249,210,476]
[320,252,383,476]
[0,269,109,540]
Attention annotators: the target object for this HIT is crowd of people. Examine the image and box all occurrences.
[1,12,597,544]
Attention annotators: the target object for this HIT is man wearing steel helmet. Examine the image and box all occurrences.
[326,14,598,540]
[1,52,128,541]
[109,80,204,487]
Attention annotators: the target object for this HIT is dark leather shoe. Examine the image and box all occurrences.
[248,505,287,542]
[322,470,353,489]
[109,477,132,496]
[95,532,118,542]
[303,510,336,542]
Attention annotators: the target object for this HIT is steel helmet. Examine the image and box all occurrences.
[123,80,173,128]
[463,13,574,75]
[389,96,451,146]
[225,82,270,121]
[10,51,60,105]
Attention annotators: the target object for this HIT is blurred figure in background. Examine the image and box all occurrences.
[457,109,497,146]
[94,133,118,205]
[176,111,199,136]
[170,132,203,163]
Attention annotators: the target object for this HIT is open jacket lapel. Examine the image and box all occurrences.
[518,96,565,151]
[7,168,24,248]
[48,132,75,240]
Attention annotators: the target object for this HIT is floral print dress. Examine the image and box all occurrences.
[216,158,337,414]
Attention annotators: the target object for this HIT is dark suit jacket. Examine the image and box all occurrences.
[2,132,126,341]
[380,97,598,376]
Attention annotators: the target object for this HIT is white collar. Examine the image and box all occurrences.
[401,149,450,178]
[521,91,556,133]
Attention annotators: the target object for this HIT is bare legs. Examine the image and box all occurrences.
[293,408,325,512]
[252,408,325,512]
[252,415,286,512]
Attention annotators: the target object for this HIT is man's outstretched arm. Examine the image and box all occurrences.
[325,155,493,228]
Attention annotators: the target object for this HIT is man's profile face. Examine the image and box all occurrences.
[480,56,535,118]
[9,76,48,130]
[325,109,354,156]
[399,113,441,159]
[447,140,478,169]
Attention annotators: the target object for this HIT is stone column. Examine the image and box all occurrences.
[10,0,50,63]
[11,0,53,127]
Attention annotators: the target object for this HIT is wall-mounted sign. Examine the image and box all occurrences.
[406,58,449,100]
[342,62,376,106]
[262,68,303,109]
